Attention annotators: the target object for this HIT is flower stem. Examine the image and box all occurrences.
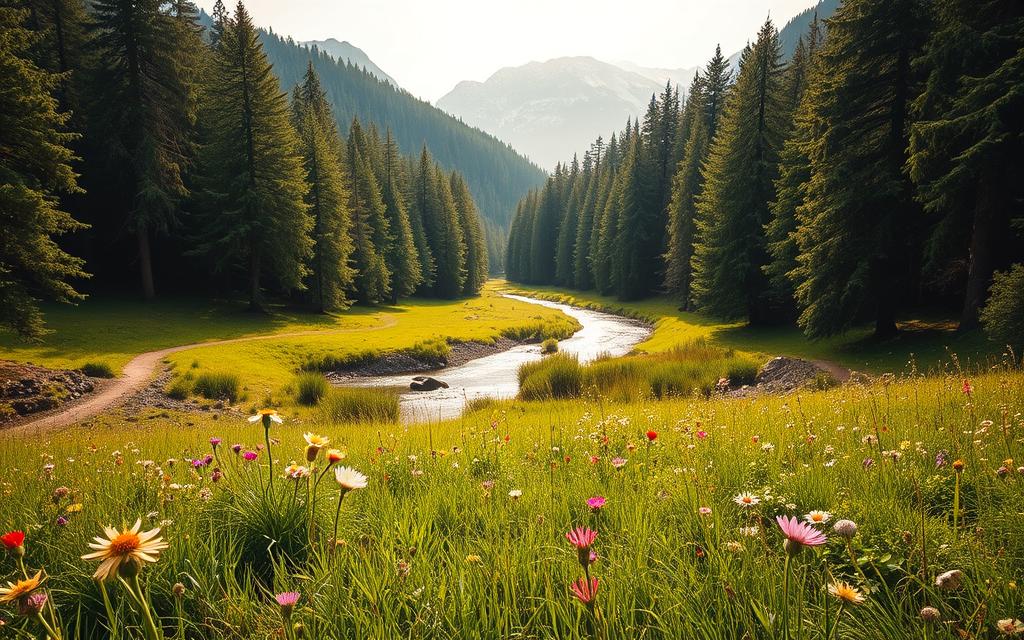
[782,554,791,640]
[827,602,845,640]
[264,426,274,494]
[35,611,62,640]
[952,473,961,539]
[131,574,162,640]
[332,490,347,549]
[99,580,119,640]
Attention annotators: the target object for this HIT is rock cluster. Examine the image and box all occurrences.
[0,363,95,421]
[753,356,837,394]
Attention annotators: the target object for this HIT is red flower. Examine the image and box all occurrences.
[1,531,25,551]
[645,430,657,442]
[961,379,973,396]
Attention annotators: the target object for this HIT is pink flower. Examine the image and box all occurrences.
[210,437,222,448]
[699,506,712,516]
[566,526,598,569]
[696,430,708,439]
[611,457,627,469]
[275,591,300,618]
[776,515,827,556]
[587,496,606,512]
[570,576,599,606]
[243,451,258,462]
[961,379,972,396]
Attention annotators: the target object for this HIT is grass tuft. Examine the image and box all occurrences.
[192,371,240,402]
[80,362,115,378]
[319,387,399,423]
[294,372,328,406]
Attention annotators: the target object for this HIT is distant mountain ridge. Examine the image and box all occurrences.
[437,0,840,170]
[438,56,680,170]
[298,38,398,87]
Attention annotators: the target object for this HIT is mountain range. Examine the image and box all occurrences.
[298,38,398,87]
[436,0,840,169]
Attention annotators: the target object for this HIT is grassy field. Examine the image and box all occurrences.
[0,367,1021,638]
[500,281,1004,375]
[0,283,580,405]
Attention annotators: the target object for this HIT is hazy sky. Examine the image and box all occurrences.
[195,0,820,102]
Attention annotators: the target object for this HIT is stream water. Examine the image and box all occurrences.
[336,295,652,422]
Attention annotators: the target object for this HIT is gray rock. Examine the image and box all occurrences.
[409,376,449,391]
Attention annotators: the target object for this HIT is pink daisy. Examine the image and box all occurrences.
[776,515,827,555]
[587,496,606,511]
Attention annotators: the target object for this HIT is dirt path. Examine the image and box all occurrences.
[5,316,398,436]
[811,359,852,383]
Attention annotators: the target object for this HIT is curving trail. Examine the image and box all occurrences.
[5,316,398,436]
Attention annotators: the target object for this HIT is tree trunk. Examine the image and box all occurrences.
[958,184,1000,331]
[249,247,262,311]
[874,293,899,339]
[137,225,155,300]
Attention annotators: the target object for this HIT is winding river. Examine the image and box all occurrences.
[338,295,652,422]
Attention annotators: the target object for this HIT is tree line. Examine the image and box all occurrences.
[1,0,488,338]
[506,0,1023,341]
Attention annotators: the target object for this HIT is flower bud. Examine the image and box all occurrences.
[172,583,186,598]
[118,556,143,579]
[919,606,940,622]
[293,622,306,638]
[17,593,47,617]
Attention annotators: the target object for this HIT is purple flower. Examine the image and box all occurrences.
[210,437,222,448]
[191,459,206,469]
[243,451,258,462]
[230,443,243,454]
[275,591,300,618]
[211,469,223,483]
[203,454,214,466]
[18,592,48,617]
[862,458,875,469]
[55,516,68,527]
[935,450,948,469]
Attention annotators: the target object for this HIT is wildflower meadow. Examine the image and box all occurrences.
[1,367,1023,639]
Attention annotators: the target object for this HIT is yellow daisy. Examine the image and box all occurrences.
[0,571,43,603]
[828,581,866,605]
[303,433,329,447]
[81,519,168,581]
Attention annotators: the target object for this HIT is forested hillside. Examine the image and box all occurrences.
[258,28,547,264]
[507,0,1024,343]
[1,0,489,338]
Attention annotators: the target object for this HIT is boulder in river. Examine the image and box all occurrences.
[410,376,449,391]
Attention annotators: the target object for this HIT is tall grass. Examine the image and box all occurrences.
[518,339,759,401]
[0,365,1021,639]
[192,371,240,401]
[319,387,399,423]
[294,372,329,406]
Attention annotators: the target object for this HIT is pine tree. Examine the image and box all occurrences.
[573,139,603,289]
[691,20,788,322]
[764,17,825,312]
[529,167,563,284]
[89,0,200,299]
[663,48,733,307]
[346,119,391,303]
[409,147,439,291]
[614,123,658,299]
[431,166,466,297]
[554,155,582,286]
[24,0,89,112]
[380,130,422,302]
[292,63,354,311]
[791,0,928,338]
[450,172,487,295]
[0,3,87,338]
[193,1,311,308]
[907,0,1024,329]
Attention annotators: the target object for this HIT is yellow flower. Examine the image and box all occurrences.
[66,503,83,513]
[81,519,168,581]
[0,571,43,603]
[248,409,283,425]
[828,581,866,605]
[465,554,482,564]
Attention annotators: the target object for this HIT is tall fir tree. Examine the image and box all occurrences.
[663,46,733,307]
[907,0,1024,329]
[409,147,439,291]
[691,20,788,322]
[554,155,582,286]
[450,172,487,295]
[292,63,355,311]
[193,1,312,308]
[0,3,87,338]
[790,0,928,338]
[573,139,603,290]
[380,130,422,302]
[345,119,391,303]
[764,17,826,312]
[430,166,466,297]
[89,0,200,299]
